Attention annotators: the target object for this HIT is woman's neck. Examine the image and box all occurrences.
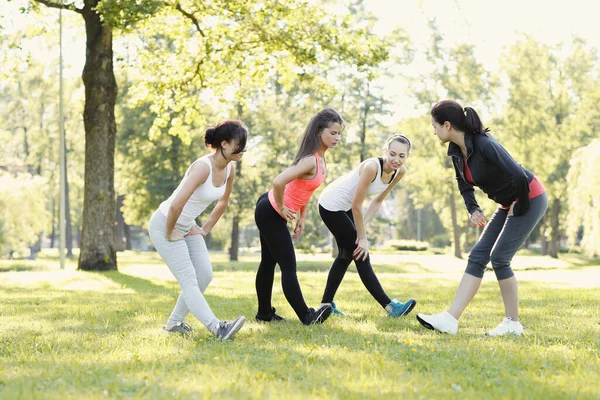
[450,130,468,158]
[316,144,328,157]
[210,151,229,169]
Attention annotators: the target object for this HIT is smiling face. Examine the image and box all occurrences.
[384,141,410,170]
[319,122,343,149]
[432,117,452,143]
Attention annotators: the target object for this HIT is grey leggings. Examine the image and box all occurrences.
[148,210,219,333]
[466,192,548,280]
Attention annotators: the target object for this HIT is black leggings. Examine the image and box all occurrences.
[319,205,391,308]
[255,192,310,321]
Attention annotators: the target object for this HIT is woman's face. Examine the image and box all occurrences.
[432,117,451,143]
[319,122,343,149]
[384,141,409,170]
[222,139,246,161]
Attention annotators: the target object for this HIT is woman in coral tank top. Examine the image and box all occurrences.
[254,108,344,325]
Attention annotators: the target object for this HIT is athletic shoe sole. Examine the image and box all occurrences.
[221,316,246,341]
[310,306,333,325]
[162,324,192,334]
[416,314,435,331]
[416,314,457,334]
[401,299,417,316]
[255,315,286,323]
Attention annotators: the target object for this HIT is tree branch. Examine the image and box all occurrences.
[174,2,205,37]
[34,0,83,14]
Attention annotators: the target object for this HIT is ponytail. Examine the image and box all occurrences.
[464,107,490,135]
[431,100,489,135]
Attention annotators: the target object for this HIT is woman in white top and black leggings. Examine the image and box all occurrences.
[148,120,248,341]
[318,134,417,317]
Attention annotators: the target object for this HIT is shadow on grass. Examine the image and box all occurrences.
[99,270,174,295]
[0,263,50,273]
[212,259,430,275]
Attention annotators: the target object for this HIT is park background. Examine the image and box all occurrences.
[1,0,599,399]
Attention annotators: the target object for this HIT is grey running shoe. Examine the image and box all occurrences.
[214,316,246,341]
[163,321,192,334]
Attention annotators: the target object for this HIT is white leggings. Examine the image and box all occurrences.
[148,210,219,333]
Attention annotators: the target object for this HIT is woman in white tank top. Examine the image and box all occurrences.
[317,134,417,318]
[148,120,248,341]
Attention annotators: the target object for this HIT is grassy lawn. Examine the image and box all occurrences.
[1,250,599,399]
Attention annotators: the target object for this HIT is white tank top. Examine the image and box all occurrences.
[319,158,395,212]
[159,155,232,232]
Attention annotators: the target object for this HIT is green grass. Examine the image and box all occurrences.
[1,250,599,399]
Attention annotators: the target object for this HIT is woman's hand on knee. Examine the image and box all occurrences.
[188,224,208,237]
[353,237,369,261]
[166,230,185,242]
[469,210,486,226]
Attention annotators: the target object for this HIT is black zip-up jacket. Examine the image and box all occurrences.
[448,133,533,217]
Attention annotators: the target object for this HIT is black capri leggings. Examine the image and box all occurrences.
[319,205,391,308]
[254,192,311,322]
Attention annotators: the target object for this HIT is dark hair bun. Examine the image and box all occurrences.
[204,127,217,147]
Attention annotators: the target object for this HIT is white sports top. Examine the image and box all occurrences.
[159,155,232,232]
[319,157,396,212]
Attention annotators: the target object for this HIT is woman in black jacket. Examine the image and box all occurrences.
[417,100,547,336]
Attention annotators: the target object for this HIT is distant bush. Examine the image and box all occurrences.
[559,246,582,254]
[429,233,451,248]
[384,240,429,252]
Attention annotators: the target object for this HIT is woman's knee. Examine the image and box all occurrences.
[197,269,213,292]
[337,247,354,261]
[490,250,514,279]
[465,260,486,278]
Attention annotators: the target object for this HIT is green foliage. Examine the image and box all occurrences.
[121,0,389,144]
[566,139,600,257]
[0,8,86,245]
[496,36,600,252]
[96,0,163,30]
[401,25,500,256]
[0,173,49,255]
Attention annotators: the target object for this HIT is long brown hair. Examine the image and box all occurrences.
[292,108,344,165]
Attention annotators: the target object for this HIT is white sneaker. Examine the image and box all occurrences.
[416,311,458,335]
[486,317,524,336]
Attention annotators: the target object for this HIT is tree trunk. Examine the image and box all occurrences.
[229,155,244,262]
[50,195,56,248]
[124,223,131,250]
[540,216,548,255]
[65,139,73,258]
[359,84,370,163]
[229,216,240,261]
[76,224,81,249]
[449,185,462,259]
[114,195,127,252]
[548,198,560,258]
[78,3,118,271]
